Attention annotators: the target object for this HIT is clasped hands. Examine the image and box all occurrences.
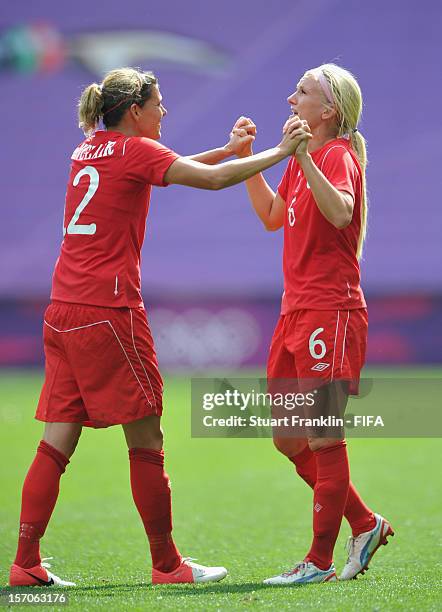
[225,115,312,159]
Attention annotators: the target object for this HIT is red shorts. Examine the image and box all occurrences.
[36,302,163,428]
[267,309,368,394]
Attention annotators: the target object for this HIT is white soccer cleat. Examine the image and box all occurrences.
[152,557,227,584]
[340,513,394,580]
[263,560,337,585]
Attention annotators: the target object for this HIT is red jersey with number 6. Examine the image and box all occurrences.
[277,137,366,314]
[51,131,179,308]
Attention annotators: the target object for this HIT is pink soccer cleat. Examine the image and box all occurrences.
[9,559,75,587]
[152,557,227,584]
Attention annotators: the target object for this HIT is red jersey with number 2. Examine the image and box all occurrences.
[51,130,179,308]
[277,138,366,314]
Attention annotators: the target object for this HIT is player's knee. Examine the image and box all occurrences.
[138,428,163,450]
[151,427,164,450]
[43,423,82,459]
[66,430,82,457]
[124,417,164,450]
[148,421,163,447]
[307,437,342,452]
[272,436,289,456]
[273,436,306,457]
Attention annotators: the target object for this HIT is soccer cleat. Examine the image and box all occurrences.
[263,560,337,585]
[340,513,394,580]
[9,559,75,587]
[152,557,227,584]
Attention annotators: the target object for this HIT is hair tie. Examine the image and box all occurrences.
[103,97,132,116]
[352,128,358,133]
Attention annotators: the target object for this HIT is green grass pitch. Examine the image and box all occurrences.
[0,369,441,611]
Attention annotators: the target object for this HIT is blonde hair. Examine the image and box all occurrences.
[78,67,158,136]
[308,63,368,260]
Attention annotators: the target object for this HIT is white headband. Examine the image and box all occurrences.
[312,69,334,105]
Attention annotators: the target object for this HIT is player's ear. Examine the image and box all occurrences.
[321,106,337,121]
[129,103,141,121]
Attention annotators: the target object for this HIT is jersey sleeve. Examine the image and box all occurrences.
[320,145,359,199]
[124,137,180,186]
[277,158,294,201]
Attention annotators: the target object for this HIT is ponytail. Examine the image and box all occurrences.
[350,130,368,260]
[312,63,368,260]
[77,68,158,137]
[78,83,103,136]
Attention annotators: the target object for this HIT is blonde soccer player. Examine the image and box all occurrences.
[232,64,394,585]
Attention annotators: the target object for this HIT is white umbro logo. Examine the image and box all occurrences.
[311,362,330,371]
[314,503,323,513]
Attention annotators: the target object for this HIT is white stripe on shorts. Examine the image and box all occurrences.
[44,318,152,407]
[330,310,340,381]
[340,310,350,373]
[129,309,158,409]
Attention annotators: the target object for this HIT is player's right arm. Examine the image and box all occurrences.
[241,173,285,232]
[164,117,311,193]
[230,117,287,232]
[231,116,310,231]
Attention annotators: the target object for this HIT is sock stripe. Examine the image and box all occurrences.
[37,440,69,473]
[288,444,313,467]
[129,447,164,466]
[313,440,347,457]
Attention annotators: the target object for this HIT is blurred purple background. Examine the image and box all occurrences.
[1,0,441,368]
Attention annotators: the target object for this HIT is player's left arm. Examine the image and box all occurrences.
[294,141,354,229]
[185,116,256,165]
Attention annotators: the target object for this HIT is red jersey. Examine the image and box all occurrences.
[51,131,179,308]
[277,138,366,314]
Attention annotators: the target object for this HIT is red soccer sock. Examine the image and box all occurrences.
[129,448,181,573]
[14,440,69,569]
[289,444,317,488]
[289,445,375,537]
[305,441,350,570]
[344,485,376,536]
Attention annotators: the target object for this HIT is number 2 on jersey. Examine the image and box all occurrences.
[63,166,99,236]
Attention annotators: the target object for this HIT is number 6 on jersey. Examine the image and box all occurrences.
[63,166,99,236]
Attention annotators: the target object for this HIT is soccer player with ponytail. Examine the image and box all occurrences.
[9,67,310,587]
[233,64,393,585]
